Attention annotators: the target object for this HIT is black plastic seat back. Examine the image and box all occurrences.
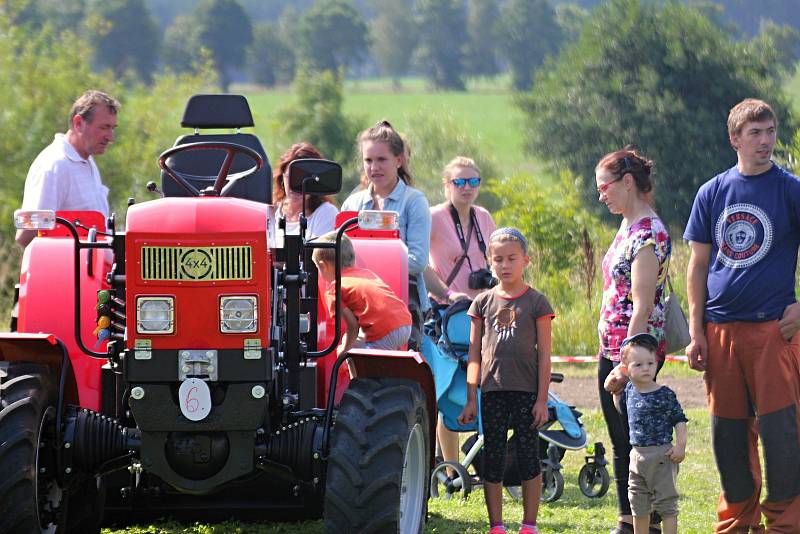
[161,94,272,203]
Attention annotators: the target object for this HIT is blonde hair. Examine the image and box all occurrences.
[357,120,413,188]
[312,231,355,267]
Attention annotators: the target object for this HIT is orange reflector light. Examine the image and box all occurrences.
[358,210,399,231]
[14,209,57,230]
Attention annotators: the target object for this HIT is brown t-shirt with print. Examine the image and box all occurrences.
[468,286,554,394]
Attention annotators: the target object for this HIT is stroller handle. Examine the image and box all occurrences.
[550,372,564,383]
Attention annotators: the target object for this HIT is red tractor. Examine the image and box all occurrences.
[0,94,435,533]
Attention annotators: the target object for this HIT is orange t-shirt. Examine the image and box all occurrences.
[326,267,412,342]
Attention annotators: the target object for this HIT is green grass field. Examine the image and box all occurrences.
[245,84,533,178]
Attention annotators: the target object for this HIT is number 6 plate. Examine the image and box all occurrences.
[178,378,212,421]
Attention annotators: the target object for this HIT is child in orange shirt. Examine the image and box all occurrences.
[312,231,412,356]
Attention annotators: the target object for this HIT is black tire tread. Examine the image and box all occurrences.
[0,362,56,534]
[324,378,429,534]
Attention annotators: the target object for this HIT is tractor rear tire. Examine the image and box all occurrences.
[324,378,430,534]
[0,362,62,533]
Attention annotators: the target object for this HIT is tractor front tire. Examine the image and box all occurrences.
[325,378,430,534]
[0,362,63,533]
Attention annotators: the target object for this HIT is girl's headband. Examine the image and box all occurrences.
[489,227,528,253]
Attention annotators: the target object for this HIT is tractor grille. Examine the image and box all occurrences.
[140,246,253,281]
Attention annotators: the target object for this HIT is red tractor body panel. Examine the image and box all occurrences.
[15,212,113,410]
[125,197,272,350]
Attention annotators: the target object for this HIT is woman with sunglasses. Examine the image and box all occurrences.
[595,149,671,534]
[424,156,496,480]
[341,121,431,350]
[425,156,496,304]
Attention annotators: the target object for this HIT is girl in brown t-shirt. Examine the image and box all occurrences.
[458,227,554,534]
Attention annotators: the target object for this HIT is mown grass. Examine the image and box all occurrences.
[102,406,716,534]
[245,86,533,178]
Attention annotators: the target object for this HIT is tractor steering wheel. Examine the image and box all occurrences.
[158,141,265,197]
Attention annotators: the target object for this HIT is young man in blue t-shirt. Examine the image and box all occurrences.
[684,98,800,533]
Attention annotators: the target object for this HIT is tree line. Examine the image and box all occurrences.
[12,0,573,92]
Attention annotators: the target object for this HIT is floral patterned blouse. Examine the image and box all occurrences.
[598,216,671,362]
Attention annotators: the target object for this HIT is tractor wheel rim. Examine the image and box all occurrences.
[399,422,425,532]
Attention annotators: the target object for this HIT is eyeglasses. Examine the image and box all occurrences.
[597,175,624,195]
[450,177,482,188]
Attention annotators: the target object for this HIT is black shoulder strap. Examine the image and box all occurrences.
[446,203,477,286]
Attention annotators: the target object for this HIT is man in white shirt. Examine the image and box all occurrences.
[16,90,120,247]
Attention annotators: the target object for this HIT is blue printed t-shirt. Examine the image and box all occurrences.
[684,163,800,323]
[625,383,687,447]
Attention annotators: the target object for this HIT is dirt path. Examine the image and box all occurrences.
[550,374,708,410]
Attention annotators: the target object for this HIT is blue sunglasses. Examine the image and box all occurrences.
[450,177,482,188]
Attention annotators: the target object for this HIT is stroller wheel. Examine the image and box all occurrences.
[505,485,522,501]
[578,462,610,498]
[541,468,564,503]
[430,461,472,500]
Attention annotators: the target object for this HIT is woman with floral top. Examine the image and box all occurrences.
[594,149,672,534]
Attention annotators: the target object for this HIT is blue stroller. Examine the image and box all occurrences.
[423,301,610,502]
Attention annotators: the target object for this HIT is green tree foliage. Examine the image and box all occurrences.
[499,0,563,91]
[370,0,417,87]
[84,0,161,84]
[747,20,800,78]
[464,0,500,78]
[296,0,369,74]
[415,0,467,90]
[517,0,794,226]
[270,67,361,176]
[161,14,200,74]
[247,22,295,87]
[14,0,86,33]
[491,171,601,276]
[401,111,499,211]
[195,0,253,91]
[555,3,589,44]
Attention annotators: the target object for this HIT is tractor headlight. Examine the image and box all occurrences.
[136,297,174,334]
[220,296,257,333]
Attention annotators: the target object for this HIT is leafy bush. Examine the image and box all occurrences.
[269,67,362,190]
[401,111,500,212]
[0,8,215,324]
[517,0,795,226]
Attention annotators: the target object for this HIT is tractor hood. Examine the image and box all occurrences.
[126,196,270,235]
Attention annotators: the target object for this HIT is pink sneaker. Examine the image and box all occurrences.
[488,526,507,534]
[519,525,539,534]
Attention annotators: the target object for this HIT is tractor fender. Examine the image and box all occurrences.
[346,348,437,467]
[17,235,110,410]
[0,333,80,405]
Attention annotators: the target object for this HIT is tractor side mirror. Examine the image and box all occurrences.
[287,158,342,195]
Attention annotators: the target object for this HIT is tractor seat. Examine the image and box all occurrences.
[161,94,272,203]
